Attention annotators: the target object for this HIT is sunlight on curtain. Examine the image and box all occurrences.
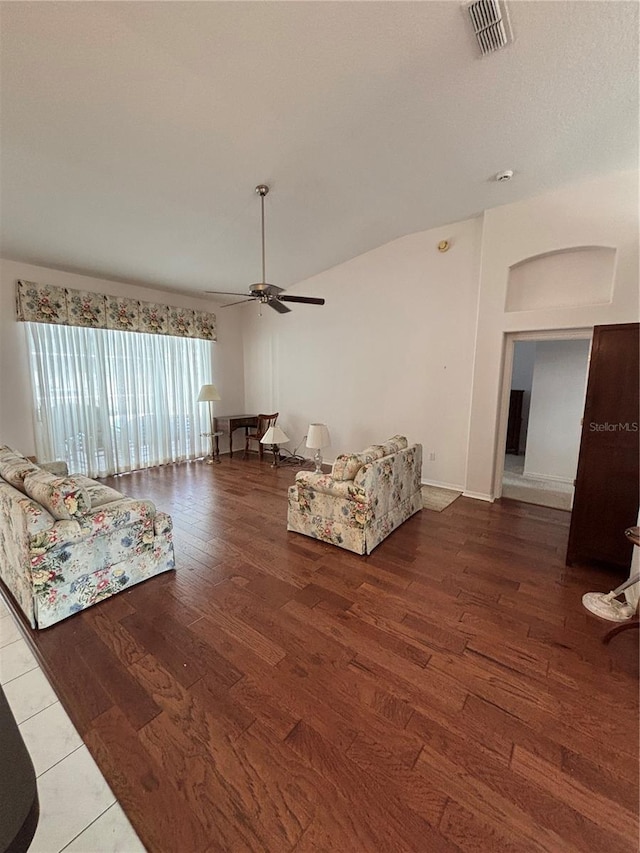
[26,322,214,477]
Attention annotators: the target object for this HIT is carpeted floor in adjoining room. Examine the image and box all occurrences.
[502,453,574,511]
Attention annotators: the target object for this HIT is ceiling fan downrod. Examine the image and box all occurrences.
[256,184,269,287]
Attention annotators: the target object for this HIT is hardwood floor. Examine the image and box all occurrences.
[22,458,639,852]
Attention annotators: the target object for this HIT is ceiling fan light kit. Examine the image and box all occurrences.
[206,185,325,313]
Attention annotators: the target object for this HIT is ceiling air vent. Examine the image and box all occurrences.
[466,0,511,56]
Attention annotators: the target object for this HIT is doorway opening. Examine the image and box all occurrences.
[495,330,592,510]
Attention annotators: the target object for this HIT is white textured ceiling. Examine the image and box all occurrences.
[0,1,637,297]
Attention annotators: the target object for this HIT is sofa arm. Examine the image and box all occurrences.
[29,519,87,555]
[295,471,368,503]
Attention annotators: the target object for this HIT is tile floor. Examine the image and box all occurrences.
[0,596,146,853]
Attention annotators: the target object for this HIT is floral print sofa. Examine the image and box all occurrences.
[0,445,175,629]
[287,435,423,555]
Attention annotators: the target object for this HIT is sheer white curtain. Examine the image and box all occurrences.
[26,322,214,477]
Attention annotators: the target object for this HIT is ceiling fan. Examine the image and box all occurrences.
[206,185,325,314]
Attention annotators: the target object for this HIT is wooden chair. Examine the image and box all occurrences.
[244,413,278,460]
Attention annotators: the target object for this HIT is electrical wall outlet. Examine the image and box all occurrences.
[429,452,436,461]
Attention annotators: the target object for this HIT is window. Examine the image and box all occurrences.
[27,322,213,477]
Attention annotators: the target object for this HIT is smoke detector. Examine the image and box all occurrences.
[466,0,512,57]
[495,169,514,182]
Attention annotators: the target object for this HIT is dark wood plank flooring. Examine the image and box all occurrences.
[21,458,640,851]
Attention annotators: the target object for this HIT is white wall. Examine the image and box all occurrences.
[510,340,536,454]
[523,339,590,482]
[0,259,245,456]
[465,169,639,500]
[3,171,637,490]
[505,246,615,312]
[241,218,483,490]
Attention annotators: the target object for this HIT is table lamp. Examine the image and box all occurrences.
[197,383,221,464]
[260,425,290,467]
[306,423,331,473]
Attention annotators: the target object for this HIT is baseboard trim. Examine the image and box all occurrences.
[522,470,574,485]
[421,479,464,492]
[462,490,494,503]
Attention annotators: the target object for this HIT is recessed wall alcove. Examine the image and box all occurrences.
[505,246,615,313]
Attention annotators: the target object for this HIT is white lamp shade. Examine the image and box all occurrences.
[306,423,330,450]
[197,384,221,402]
[261,425,290,445]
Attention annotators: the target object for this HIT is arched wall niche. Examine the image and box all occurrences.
[505,245,616,313]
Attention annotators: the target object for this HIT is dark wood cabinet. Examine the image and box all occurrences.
[566,323,639,571]
[506,390,524,454]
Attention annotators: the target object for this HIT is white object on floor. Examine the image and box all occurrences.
[582,572,640,622]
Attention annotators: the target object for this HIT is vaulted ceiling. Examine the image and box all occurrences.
[0,1,637,297]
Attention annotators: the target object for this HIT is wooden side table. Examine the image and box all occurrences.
[213,415,259,459]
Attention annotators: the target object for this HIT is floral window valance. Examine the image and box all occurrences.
[15,280,216,342]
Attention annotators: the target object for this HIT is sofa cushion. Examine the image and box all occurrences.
[23,470,91,520]
[295,471,368,503]
[78,499,157,538]
[331,453,365,481]
[331,444,390,482]
[0,445,30,464]
[73,475,123,508]
[29,520,86,555]
[17,495,56,537]
[0,481,56,538]
[0,446,41,493]
[361,445,387,462]
[379,435,408,456]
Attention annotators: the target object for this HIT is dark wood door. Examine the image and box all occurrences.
[566,323,639,571]
[506,389,524,454]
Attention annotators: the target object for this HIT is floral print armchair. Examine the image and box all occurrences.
[287,436,423,555]
[0,446,175,628]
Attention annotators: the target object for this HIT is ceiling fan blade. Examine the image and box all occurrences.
[205,290,250,297]
[269,299,291,314]
[221,298,257,308]
[279,295,325,305]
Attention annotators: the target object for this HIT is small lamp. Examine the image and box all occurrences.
[197,383,221,464]
[306,423,331,473]
[260,425,290,468]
